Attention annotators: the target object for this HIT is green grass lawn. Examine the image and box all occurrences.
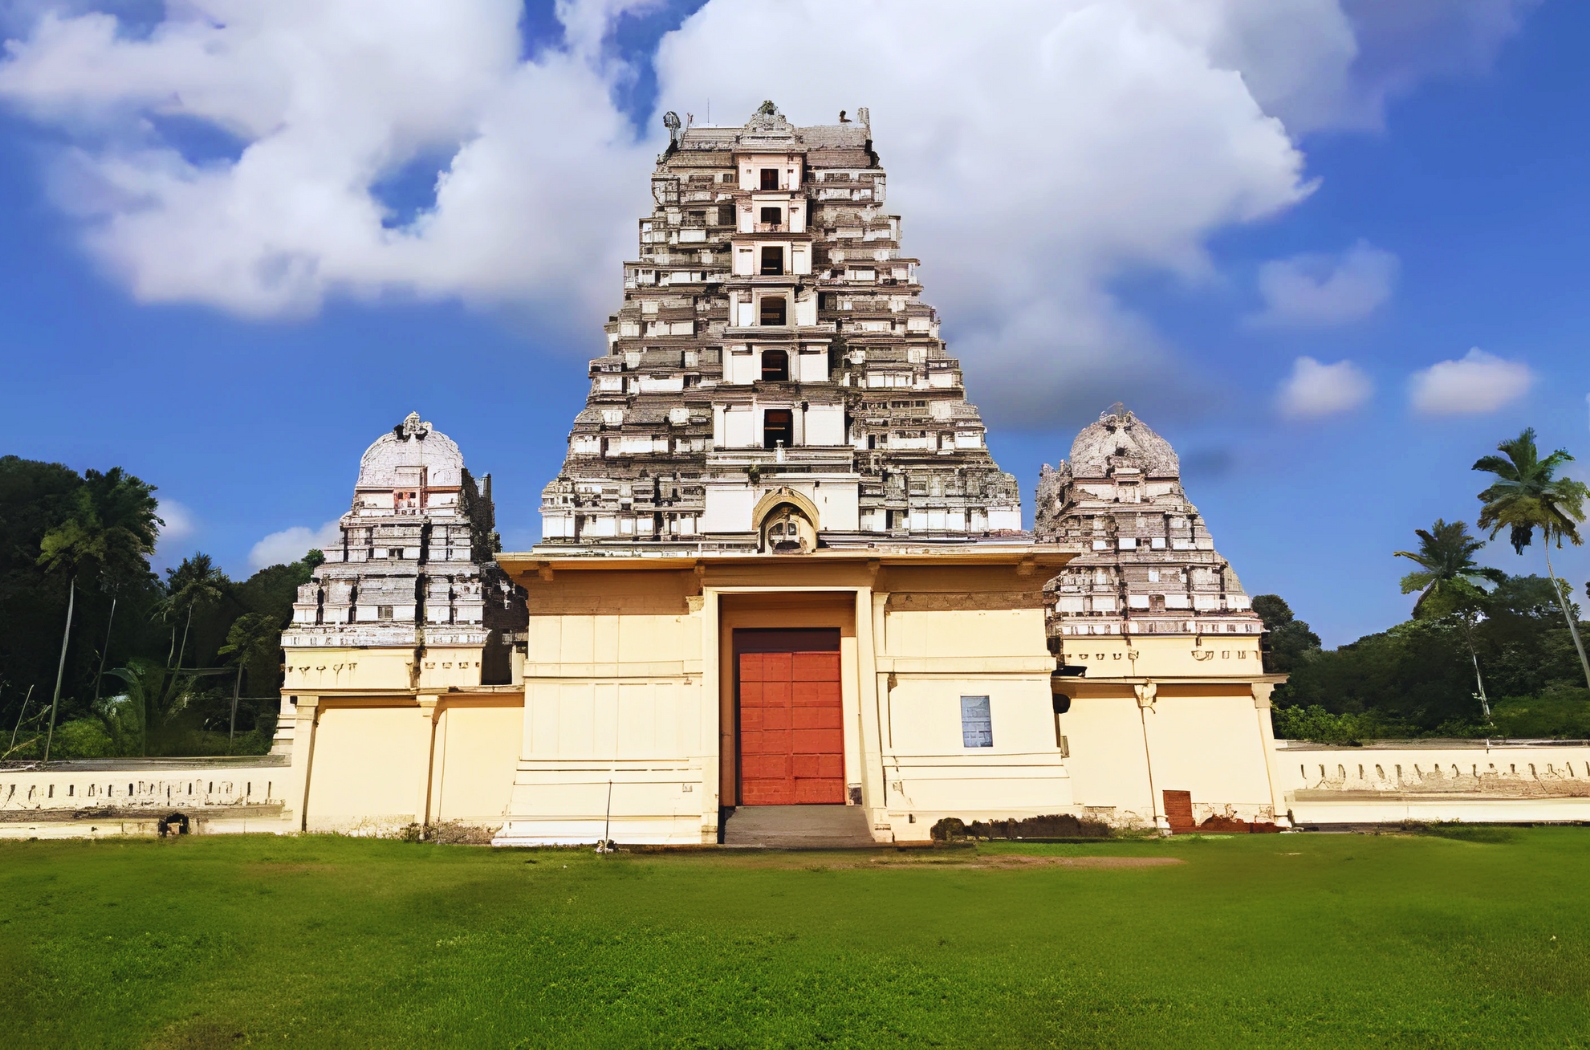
[2,829,1587,1048]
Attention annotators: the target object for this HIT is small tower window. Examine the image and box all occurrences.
[761,348,789,382]
[759,296,787,325]
[760,168,779,190]
[759,206,782,228]
[760,246,784,276]
[378,606,394,620]
[763,409,794,449]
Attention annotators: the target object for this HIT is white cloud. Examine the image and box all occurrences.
[0,0,650,327]
[1409,348,1533,416]
[1248,241,1398,328]
[248,519,340,571]
[155,498,194,542]
[1276,356,1373,418]
[1209,0,1539,134]
[0,1,1535,424]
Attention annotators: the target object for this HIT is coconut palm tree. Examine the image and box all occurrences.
[218,612,286,751]
[1395,519,1507,719]
[154,554,228,672]
[35,468,161,762]
[1474,428,1590,689]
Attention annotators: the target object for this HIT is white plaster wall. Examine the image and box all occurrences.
[1278,742,1590,824]
[805,404,845,445]
[811,479,859,531]
[702,485,755,533]
[722,405,756,446]
[797,348,827,383]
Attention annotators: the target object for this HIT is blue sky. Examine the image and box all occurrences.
[0,0,1586,646]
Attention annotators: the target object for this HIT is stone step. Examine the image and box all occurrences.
[721,804,878,848]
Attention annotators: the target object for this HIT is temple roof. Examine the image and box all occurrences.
[1068,404,1180,478]
[356,412,464,489]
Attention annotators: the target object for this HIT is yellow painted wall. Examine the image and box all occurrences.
[432,703,525,824]
[285,648,414,694]
[1053,694,1156,825]
[1144,694,1277,820]
[304,704,423,833]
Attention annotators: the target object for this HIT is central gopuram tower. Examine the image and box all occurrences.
[539,102,1020,552]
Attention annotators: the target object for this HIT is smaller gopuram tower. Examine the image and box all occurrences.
[281,412,524,690]
[1035,404,1262,643]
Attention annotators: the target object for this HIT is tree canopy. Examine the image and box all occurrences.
[0,456,318,759]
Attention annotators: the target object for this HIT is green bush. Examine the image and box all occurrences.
[49,718,115,757]
[1489,686,1590,739]
[1270,704,1403,743]
[930,814,1111,841]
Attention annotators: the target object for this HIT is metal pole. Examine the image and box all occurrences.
[598,779,614,853]
[43,578,75,765]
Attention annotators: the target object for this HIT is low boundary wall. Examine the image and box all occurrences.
[1278,739,1590,825]
[1,756,292,838]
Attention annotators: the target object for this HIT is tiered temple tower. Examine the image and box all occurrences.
[283,412,523,685]
[1034,405,1262,642]
[538,102,1020,552]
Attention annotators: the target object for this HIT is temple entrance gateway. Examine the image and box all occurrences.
[735,628,843,805]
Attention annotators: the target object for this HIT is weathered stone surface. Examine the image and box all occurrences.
[537,103,1020,553]
[1036,404,1261,640]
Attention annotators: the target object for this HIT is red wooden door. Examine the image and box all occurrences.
[739,650,844,804]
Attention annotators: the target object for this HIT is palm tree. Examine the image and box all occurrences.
[35,468,161,763]
[218,612,286,751]
[1474,428,1590,689]
[155,554,228,672]
[106,659,196,757]
[1395,519,1507,719]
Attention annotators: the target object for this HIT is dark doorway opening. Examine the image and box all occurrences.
[760,168,780,190]
[763,409,793,449]
[760,296,787,325]
[761,348,789,381]
[760,247,784,276]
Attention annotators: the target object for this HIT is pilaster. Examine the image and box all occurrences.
[285,695,320,832]
[856,588,888,837]
[1252,682,1290,826]
[698,589,720,842]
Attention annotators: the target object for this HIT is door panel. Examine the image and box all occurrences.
[738,648,844,805]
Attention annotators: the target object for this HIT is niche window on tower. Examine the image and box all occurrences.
[760,296,787,326]
[763,409,794,449]
[761,348,790,382]
[760,246,785,276]
[759,206,783,229]
[760,168,779,190]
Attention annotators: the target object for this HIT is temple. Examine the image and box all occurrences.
[12,105,1583,842]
